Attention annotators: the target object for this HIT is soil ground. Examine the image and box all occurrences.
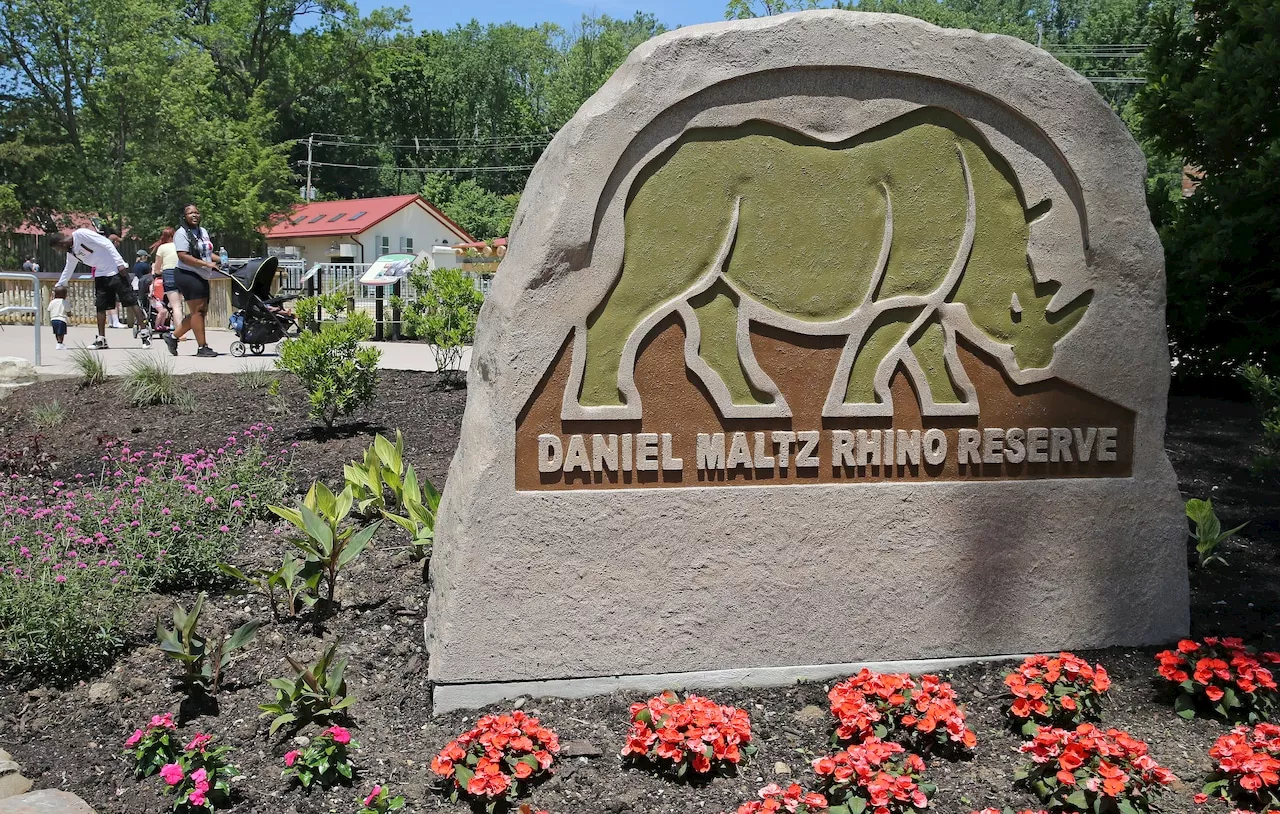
[0,374,1274,814]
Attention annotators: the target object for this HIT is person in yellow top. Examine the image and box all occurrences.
[151,227,183,337]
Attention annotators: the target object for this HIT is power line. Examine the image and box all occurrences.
[302,159,537,173]
[309,131,554,147]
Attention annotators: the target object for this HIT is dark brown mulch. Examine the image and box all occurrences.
[0,377,1274,814]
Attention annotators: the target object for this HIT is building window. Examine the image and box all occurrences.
[379,236,390,255]
[401,237,413,253]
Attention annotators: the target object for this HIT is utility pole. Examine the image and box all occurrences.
[305,135,313,201]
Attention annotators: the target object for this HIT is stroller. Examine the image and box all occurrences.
[226,256,300,357]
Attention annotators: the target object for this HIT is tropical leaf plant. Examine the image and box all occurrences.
[269,481,380,601]
[156,592,261,694]
[259,640,356,736]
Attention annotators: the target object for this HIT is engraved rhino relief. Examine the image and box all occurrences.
[563,106,1093,420]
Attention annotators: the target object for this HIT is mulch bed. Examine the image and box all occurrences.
[0,373,1275,814]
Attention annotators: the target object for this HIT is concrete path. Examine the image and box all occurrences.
[0,322,469,377]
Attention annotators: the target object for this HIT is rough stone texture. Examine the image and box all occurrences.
[426,10,1188,705]
[0,790,96,813]
[0,775,31,802]
[0,358,36,385]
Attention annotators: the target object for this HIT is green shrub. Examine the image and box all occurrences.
[344,430,407,515]
[268,481,378,602]
[0,426,292,678]
[68,345,107,387]
[29,400,67,430]
[1240,364,1280,474]
[404,265,482,381]
[119,354,186,407]
[276,311,381,429]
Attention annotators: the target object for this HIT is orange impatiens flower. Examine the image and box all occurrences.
[828,669,976,752]
[1018,723,1176,811]
[1155,637,1280,721]
[432,710,559,804]
[621,691,755,777]
[1204,722,1280,810]
[1003,653,1111,735]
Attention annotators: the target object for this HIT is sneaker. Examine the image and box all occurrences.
[196,345,218,358]
[91,336,108,350]
[140,329,152,348]
[164,333,179,356]
[55,343,66,350]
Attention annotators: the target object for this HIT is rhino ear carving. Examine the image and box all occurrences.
[1025,197,1053,224]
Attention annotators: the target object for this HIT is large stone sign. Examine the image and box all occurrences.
[426,10,1188,712]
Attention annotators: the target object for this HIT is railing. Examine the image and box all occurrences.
[0,272,42,366]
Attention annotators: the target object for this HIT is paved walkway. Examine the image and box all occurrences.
[0,322,467,377]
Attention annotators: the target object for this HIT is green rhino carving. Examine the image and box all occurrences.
[571,107,1092,418]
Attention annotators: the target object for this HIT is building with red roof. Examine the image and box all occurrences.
[262,194,474,264]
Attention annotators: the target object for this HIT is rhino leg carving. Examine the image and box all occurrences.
[688,279,777,407]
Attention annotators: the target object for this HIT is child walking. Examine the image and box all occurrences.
[48,286,69,350]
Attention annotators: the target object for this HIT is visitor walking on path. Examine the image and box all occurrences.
[152,227,181,335]
[164,204,219,358]
[50,228,151,349]
[47,286,69,350]
[104,232,128,329]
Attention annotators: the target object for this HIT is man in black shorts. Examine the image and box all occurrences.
[50,228,152,349]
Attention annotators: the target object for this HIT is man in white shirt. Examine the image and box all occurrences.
[50,228,151,349]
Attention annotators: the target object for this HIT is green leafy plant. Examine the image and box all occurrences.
[1241,364,1280,475]
[276,311,381,429]
[218,553,321,619]
[404,264,483,382]
[259,640,356,736]
[268,481,379,601]
[156,592,261,694]
[123,713,180,778]
[68,345,107,387]
[294,296,319,332]
[29,400,67,430]
[383,465,441,561]
[1187,497,1247,567]
[120,354,186,406]
[319,291,349,319]
[344,431,407,515]
[282,724,359,788]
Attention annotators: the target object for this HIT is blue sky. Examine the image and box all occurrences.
[401,0,732,32]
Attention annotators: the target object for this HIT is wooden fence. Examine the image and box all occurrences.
[0,276,234,328]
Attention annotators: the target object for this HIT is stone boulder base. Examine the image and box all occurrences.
[0,791,96,813]
[425,10,1188,712]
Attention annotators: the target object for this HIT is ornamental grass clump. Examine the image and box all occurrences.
[123,713,180,777]
[431,711,560,809]
[282,725,358,788]
[828,669,977,752]
[735,782,829,813]
[1155,637,1280,721]
[1004,653,1111,736]
[1201,722,1280,810]
[811,737,934,814]
[1016,723,1176,813]
[620,690,756,778]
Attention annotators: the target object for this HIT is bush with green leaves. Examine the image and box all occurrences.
[344,431,407,515]
[1187,498,1247,568]
[269,481,379,601]
[404,265,482,381]
[157,592,260,694]
[259,640,356,736]
[383,465,441,561]
[277,310,381,429]
[1241,364,1280,475]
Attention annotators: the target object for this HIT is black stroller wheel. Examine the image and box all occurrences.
[250,344,265,355]
[230,341,246,357]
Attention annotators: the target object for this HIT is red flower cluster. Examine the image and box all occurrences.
[1005,653,1110,735]
[431,711,559,803]
[1156,638,1280,720]
[735,783,829,813]
[811,736,934,814]
[828,669,977,751]
[1018,724,1176,812]
[971,810,1049,814]
[1202,722,1280,811]
[621,691,754,777]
